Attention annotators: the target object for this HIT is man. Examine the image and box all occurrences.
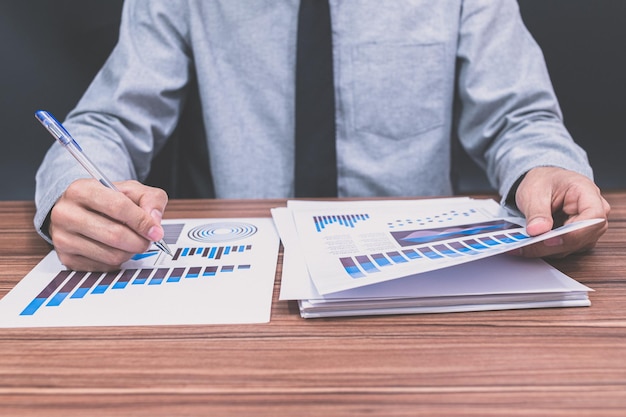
[35,0,610,272]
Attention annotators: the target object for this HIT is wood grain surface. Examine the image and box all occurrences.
[1,194,625,416]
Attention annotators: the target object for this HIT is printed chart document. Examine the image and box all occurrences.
[0,218,279,327]
[272,198,596,318]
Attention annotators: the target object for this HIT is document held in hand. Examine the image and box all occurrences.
[272,197,597,318]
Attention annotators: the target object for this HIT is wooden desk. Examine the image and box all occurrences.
[1,194,625,416]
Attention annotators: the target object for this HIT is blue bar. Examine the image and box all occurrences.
[371,253,392,266]
[149,268,169,285]
[433,244,462,257]
[203,266,218,276]
[186,267,201,278]
[355,255,379,273]
[93,271,118,294]
[340,257,365,278]
[208,247,217,259]
[402,249,421,260]
[478,236,500,246]
[386,251,408,264]
[417,247,444,259]
[181,247,190,257]
[132,269,153,285]
[463,239,488,250]
[167,267,185,283]
[71,272,101,299]
[449,241,477,255]
[224,246,231,255]
[47,272,86,306]
[494,234,516,244]
[112,269,137,289]
[21,298,47,316]
[509,231,530,240]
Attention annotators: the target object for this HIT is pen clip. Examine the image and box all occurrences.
[35,110,76,147]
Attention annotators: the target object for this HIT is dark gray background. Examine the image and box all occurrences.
[1,0,624,200]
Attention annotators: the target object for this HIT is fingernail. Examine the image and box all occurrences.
[147,226,163,241]
[543,236,564,247]
[151,209,163,223]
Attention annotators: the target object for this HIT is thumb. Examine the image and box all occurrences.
[516,183,554,237]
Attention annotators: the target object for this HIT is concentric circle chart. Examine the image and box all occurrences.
[187,222,258,243]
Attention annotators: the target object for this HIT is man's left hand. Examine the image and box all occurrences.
[514,166,610,258]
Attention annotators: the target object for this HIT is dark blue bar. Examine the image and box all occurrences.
[371,253,391,267]
[47,271,87,306]
[340,257,365,278]
[494,234,516,244]
[71,272,101,299]
[186,267,202,278]
[355,255,379,273]
[402,249,421,260]
[478,236,500,246]
[149,268,169,285]
[463,239,488,250]
[93,271,118,294]
[386,251,408,264]
[203,266,218,276]
[449,241,477,255]
[433,244,461,257]
[167,267,186,283]
[417,247,444,259]
[132,269,153,285]
[509,231,530,240]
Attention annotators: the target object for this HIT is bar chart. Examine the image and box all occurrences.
[0,217,280,327]
[20,263,253,316]
[339,227,530,279]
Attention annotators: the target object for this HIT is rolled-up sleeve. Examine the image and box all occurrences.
[455,0,593,203]
[34,0,192,240]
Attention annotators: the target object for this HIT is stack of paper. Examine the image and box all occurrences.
[272,198,596,318]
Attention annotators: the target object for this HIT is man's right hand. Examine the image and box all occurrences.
[49,179,169,272]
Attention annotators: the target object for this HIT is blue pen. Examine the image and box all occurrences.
[34,110,173,257]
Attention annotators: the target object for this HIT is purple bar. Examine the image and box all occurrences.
[71,272,102,298]
[149,268,169,285]
[167,267,186,282]
[113,269,137,289]
[47,271,87,306]
[133,269,153,285]
[93,271,118,294]
[340,257,365,278]
[186,267,202,278]
[203,266,218,276]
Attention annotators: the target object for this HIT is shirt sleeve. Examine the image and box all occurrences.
[454,0,593,205]
[34,0,192,241]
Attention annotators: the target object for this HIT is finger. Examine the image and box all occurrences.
[116,181,169,241]
[515,221,606,258]
[50,208,149,269]
[515,180,554,237]
[65,180,164,243]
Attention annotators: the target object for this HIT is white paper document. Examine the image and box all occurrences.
[272,198,596,318]
[281,198,600,295]
[0,218,280,327]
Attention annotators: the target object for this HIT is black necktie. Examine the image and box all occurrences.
[294,0,337,197]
